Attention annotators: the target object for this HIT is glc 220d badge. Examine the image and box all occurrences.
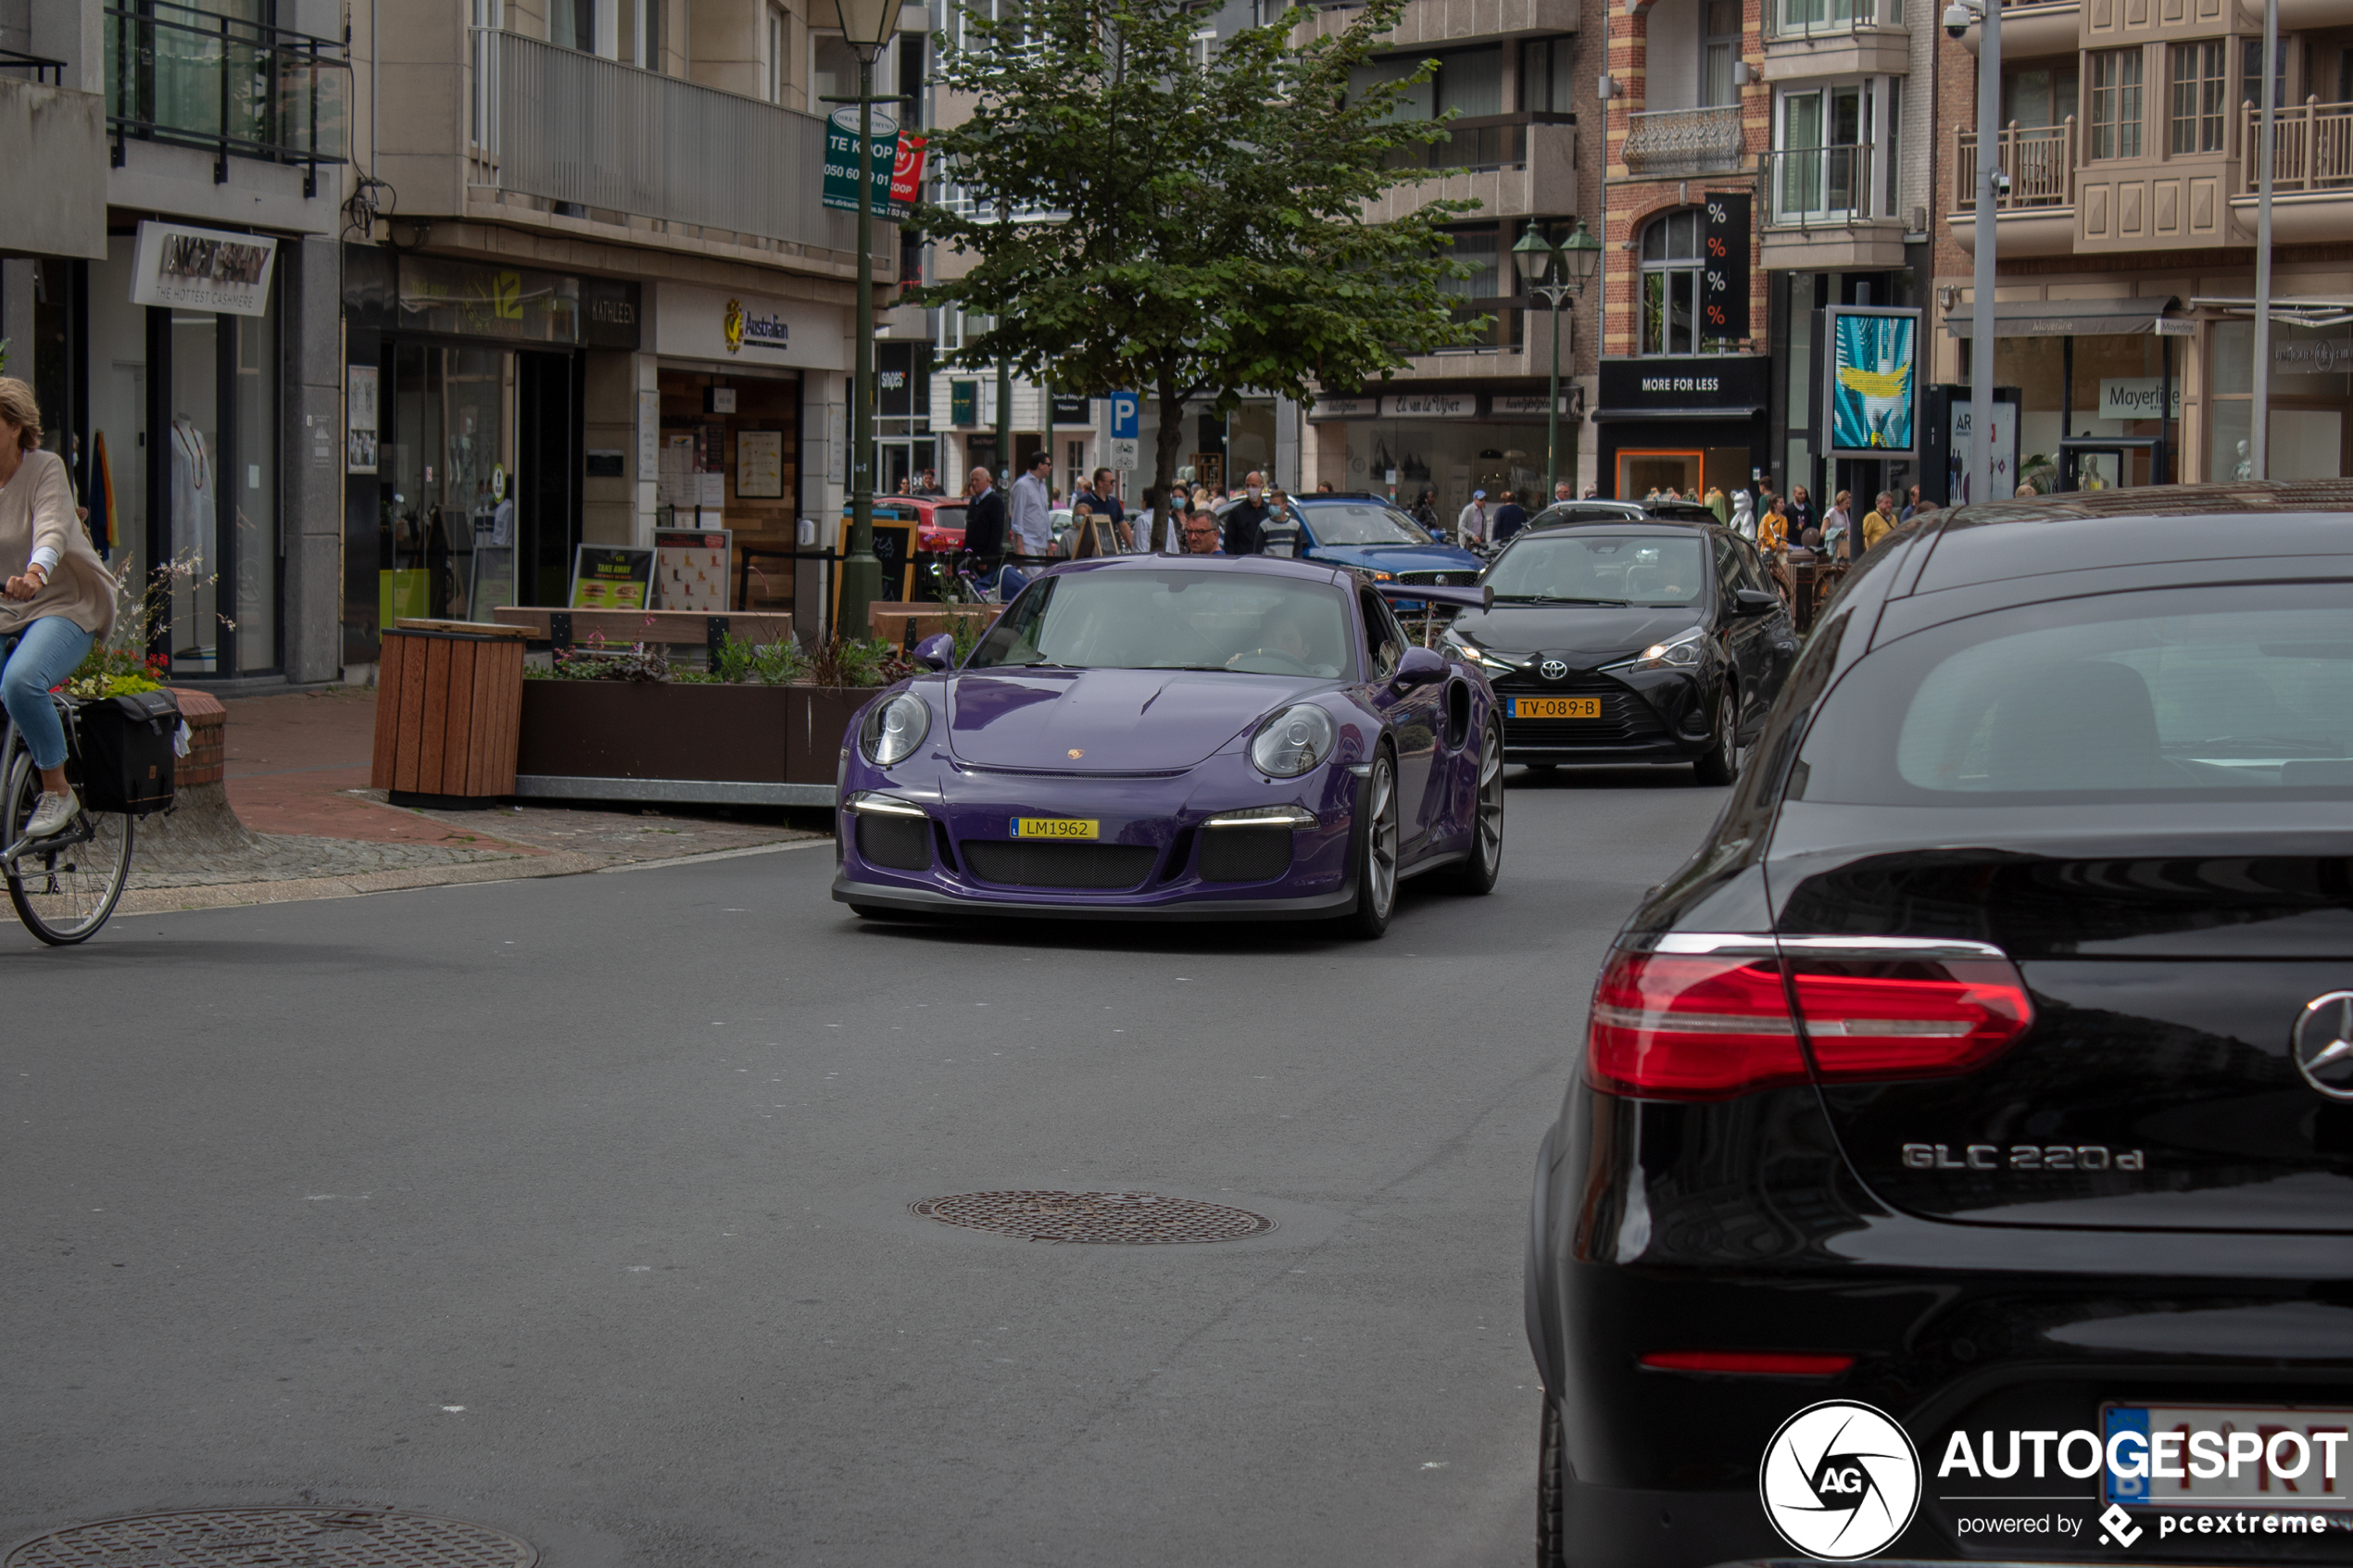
[1758,1400,1923,1562]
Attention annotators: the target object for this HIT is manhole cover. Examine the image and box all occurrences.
[4,1508,538,1567]
[912,1190,1275,1244]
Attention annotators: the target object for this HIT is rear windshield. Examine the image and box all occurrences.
[1793,585,2353,801]
[1485,533,1707,608]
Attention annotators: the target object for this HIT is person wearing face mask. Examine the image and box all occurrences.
[1222,470,1272,557]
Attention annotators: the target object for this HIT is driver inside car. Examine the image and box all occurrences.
[1227,608,1315,672]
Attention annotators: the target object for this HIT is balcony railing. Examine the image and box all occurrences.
[2243,99,2353,192]
[103,1,348,193]
[469,28,849,251]
[1385,116,1535,173]
[1766,0,1896,41]
[1623,105,1744,175]
[1,48,69,85]
[1952,119,2076,209]
[1762,144,1877,223]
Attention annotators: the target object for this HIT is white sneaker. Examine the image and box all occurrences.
[25,790,79,840]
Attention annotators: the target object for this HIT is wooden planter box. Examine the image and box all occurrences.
[513,681,872,807]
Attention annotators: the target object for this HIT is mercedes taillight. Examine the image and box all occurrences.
[1585,935,2033,1100]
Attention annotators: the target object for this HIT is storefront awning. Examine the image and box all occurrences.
[1943,296,2179,338]
[2188,296,2353,329]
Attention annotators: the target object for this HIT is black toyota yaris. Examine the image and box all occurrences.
[1526,482,2353,1567]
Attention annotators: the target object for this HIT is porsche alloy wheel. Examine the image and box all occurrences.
[1342,751,1399,940]
[1443,720,1503,895]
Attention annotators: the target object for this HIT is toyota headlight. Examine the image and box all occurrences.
[859,692,931,767]
[1441,632,1529,671]
[1608,626,1707,673]
[1249,704,1337,778]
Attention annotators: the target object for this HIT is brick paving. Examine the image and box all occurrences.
[85,684,826,916]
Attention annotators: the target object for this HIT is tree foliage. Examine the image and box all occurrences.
[912,0,1486,543]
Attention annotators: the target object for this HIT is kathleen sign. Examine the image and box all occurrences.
[129,220,278,316]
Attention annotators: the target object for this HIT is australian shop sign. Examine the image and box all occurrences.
[823,111,925,221]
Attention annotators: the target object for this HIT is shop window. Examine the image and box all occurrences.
[2088,48,2143,161]
[2171,41,2225,155]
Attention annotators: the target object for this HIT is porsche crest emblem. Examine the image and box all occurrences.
[1067,748,1086,759]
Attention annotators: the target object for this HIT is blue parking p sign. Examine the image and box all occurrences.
[1111,392,1139,441]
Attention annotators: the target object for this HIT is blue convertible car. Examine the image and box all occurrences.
[832,556,1504,937]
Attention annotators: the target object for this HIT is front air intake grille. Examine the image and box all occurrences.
[1198,825,1294,883]
[961,840,1158,889]
[1393,570,1480,588]
[858,813,933,871]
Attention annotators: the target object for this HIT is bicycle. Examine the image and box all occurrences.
[0,646,136,945]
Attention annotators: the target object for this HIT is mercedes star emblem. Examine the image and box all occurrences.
[2291,991,2353,1100]
[1540,659,1569,681]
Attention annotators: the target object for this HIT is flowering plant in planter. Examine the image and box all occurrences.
[59,551,212,700]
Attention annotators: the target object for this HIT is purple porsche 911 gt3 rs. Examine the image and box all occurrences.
[831,555,1504,937]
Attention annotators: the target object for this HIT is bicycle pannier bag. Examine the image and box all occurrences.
[75,689,180,816]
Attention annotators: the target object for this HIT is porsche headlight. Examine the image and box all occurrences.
[859,692,931,767]
[1441,631,1529,671]
[1608,626,1707,673]
[1249,704,1337,778]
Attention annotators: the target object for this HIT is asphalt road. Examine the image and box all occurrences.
[2,767,1726,1568]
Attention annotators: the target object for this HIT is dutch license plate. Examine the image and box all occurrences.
[1011,817,1099,839]
[1513,696,1602,720]
[2102,1403,2353,1510]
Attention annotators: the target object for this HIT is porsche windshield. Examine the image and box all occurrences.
[968,570,1354,678]
[1486,533,1707,608]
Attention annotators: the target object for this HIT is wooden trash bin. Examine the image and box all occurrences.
[371,619,530,807]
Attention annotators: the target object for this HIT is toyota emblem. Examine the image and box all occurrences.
[2291,992,2353,1100]
[1540,659,1569,681]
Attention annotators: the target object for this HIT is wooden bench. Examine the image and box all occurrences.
[868,602,1004,652]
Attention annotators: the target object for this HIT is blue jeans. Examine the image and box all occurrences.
[2,616,94,771]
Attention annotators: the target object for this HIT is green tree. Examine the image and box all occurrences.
[914,0,1485,546]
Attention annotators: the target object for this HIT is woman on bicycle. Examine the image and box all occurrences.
[0,379,115,842]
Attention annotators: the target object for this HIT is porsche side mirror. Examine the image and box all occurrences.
[1392,646,1448,690]
[1733,589,1780,617]
[914,632,957,670]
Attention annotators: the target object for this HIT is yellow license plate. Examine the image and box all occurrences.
[1514,696,1602,720]
[1011,817,1099,839]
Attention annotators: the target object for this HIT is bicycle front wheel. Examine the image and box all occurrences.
[4,759,135,946]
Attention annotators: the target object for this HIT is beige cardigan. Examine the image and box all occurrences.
[0,448,118,640]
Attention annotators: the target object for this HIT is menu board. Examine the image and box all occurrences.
[736,430,784,498]
[570,545,656,609]
[655,527,732,612]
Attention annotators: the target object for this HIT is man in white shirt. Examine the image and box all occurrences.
[1455,489,1490,546]
[1008,450,1053,558]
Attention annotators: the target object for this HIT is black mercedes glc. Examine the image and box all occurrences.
[1526,482,2353,1567]
[1443,521,1799,783]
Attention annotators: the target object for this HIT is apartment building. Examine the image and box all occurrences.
[3,0,346,686]
[1936,0,2353,490]
[1299,0,1591,518]
[349,0,911,661]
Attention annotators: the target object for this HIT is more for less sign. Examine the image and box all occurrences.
[822,112,926,221]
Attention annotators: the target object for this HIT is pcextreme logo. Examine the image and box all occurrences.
[1758,1400,1923,1561]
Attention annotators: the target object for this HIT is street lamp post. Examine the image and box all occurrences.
[1511,220,1602,501]
[831,0,902,643]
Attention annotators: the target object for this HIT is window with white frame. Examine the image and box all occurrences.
[1701,0,1740,107]
[2088,47,2144,160]
[1638,208,1724,356]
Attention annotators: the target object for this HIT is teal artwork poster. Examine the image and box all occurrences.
[1830,311,1918,454]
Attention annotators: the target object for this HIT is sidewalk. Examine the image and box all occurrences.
[109,686,826,914]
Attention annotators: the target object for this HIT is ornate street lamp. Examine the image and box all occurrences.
[831,0,902,639]
[1513,220,1601,502]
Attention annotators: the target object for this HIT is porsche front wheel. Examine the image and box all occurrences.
[1339,751,1399,940]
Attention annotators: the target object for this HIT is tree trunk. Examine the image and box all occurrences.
[1151,366,1189,552]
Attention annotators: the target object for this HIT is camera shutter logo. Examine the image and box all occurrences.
[1758,1399,1921,1561]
